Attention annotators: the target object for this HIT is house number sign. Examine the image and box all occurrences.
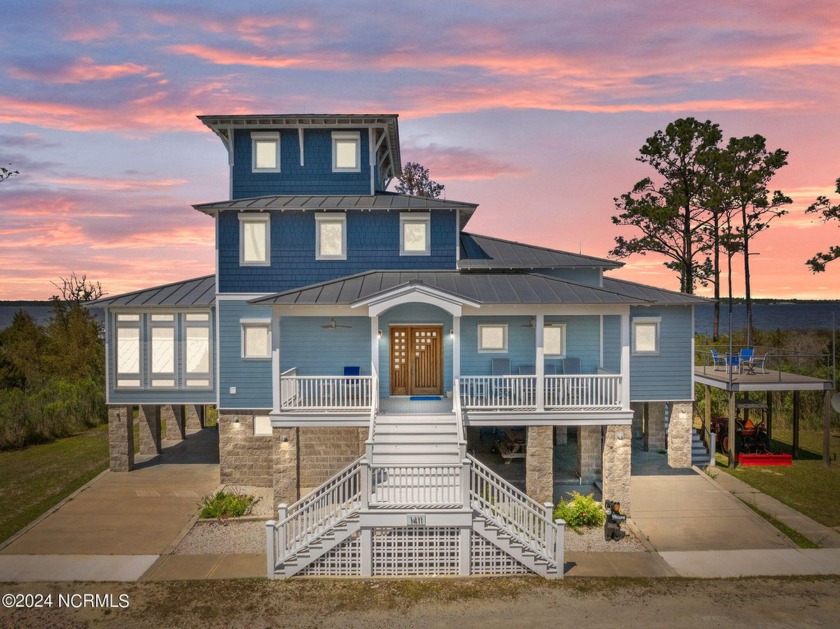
[406,514,426,526]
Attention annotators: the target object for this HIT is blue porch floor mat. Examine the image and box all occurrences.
[409,396,441,401]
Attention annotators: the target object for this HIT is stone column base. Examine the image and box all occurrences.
[668,402,694,468]
[108,406,134,472]
[577,426,602,482]
[185,404,203,431]
[163,405,185,441]
[644,402,666,452]
[273,427,300,508]
[138,405,161,455]
[526,426,554,503]
[602,425,631,510]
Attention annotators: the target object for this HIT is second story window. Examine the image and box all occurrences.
[400,213,431,255]
[332,132,360,172]
[632,317,661,355]
[239,214,270,266]
[315,214,347,260]
[252,132,280,172]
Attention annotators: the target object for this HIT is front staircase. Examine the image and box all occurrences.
[266,386,565,579]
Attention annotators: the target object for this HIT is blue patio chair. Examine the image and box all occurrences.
[491,358,512,402]
[518,364,535,375]
[561,357,581,374]
[343,366,362,404]
[710,350,727,371]
[739,349,768,375]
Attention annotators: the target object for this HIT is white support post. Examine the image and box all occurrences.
[536,314,545,412]
[370,315,379,384]
[360,460,370,510]
[272,314,281,413]
[461,460,471,509]
[361,529,373,577]
[276,503,288,561]
[459,527,471,576]
[368,128,375,195]
[620,309,631,410]
[554,518,566,578]
[265,520,277,579]
[298,128,304,166]
[453,315,461,386]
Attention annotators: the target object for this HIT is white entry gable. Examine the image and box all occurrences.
[350,281,481,317]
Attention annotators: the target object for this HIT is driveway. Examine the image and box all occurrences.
[0,427,219,581]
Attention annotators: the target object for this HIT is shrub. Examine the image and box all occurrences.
[553,492,605,528]
[199,490,256,519]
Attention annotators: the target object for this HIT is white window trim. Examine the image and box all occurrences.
[115,313,143,389]
[315,213,347,260]
[544,323,567,358]
[331,131,361,172]
[251,131,280,173]
[400,213,431,256]
[632,316,661,356]
[478,323,508,353]
[241,319,272,360]
[183,310,213,389]
[239,213,271,267]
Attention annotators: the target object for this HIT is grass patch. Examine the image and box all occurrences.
[0,424,114,544]
[739,499,820,549]
[717,428,840,528]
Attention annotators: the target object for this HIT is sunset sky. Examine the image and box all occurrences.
[1,1,839,300]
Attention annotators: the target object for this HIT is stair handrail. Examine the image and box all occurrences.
[275,456,363,559]
[467,453,555,559]
[365,362,378,459]
[453,377,467,459]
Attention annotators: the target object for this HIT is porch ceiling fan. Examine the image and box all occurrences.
[321,317,352,329]
[520,317,536,328]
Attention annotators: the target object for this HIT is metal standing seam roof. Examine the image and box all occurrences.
[600,277,711,304]
[86,275,216,308]
[459,233,623,270]
[249,271,657,307]
[192,193,478,230]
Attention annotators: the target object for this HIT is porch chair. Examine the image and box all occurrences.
[491,358,512,403]
[710,349,727,371]
[518,364,536,406]
[343,366,362,405]
[560,357,583,405]
[739,349,768,375]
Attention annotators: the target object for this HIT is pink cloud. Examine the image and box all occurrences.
[9,57,149,84]
[402,143,528,180]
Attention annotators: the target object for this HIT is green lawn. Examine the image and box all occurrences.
[716,427,840,528]
[0,422,143,544]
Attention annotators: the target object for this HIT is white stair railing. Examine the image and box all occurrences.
[269,457,363,568]
[459,375,537,409]
[369,464,463,507]
[454,377,467,459]
[468,454,556,559]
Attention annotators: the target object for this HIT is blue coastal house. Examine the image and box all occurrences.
[95,113,704,578]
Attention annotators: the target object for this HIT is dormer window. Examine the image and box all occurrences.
[400,213,430,255]
[252,132,280,172]
[332,132,360,172]
[315,214,347,260]
[239,214,270,266]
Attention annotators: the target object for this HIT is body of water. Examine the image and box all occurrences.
[0,303,104,330]
[694,302,840,336]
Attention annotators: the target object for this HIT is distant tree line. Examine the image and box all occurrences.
[0,274,106,449]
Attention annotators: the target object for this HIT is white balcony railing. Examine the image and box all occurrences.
[460,374,622,411]
[280,373,374,412]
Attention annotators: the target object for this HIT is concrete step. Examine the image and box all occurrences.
[371,453,462,465]
[375,424,459,435]
[376,414,456,424]
[374,433,460,445]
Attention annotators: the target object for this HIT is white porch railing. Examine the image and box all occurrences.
[459,375,537,410]
[544,374,622,410]
[459,374,623,411]
[280,374,374,411]
[369,464,465,507]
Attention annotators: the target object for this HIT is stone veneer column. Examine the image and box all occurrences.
[644,402,666,452]
[273,426,300,507]
[108,405,134,472]
[602,425,631,510]
[218,410,273,487]
[526,426,554,503]
[138,405,162,455]
[185,404,203,432]
[667,402,694,468]
[577,426,602,482]
[163,404,185,441]
[630,402,645,440]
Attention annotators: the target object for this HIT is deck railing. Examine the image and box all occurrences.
[368,464,465,507]
[459,374,622,411]
[279,374,374,411]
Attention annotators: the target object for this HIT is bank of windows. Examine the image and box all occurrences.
[114,312,212,390]
[632,317,661,355]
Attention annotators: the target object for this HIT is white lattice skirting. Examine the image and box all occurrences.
[299,528,535,577]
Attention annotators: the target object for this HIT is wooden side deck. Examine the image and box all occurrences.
[694,366,832,392]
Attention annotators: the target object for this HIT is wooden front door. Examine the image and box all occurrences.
[389,326,443,396]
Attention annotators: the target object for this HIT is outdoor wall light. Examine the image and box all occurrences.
[378,329,382,340]
[233,416,239,424]
[449,329,454,338]
[282,434,289,442]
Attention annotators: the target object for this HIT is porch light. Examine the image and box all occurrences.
[449,329,454,338]
[378,329,382,340]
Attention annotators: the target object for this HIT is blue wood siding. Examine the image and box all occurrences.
[232,129,374,198]
[218,300,272,410]
[218,210,458,293]
[539,268,602,286]
[280,317,371,375]
[107,309,215,405]
[629,305,694,402]
[459,315,602,375]
[378,303,453,395]
[602,315,621,372]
